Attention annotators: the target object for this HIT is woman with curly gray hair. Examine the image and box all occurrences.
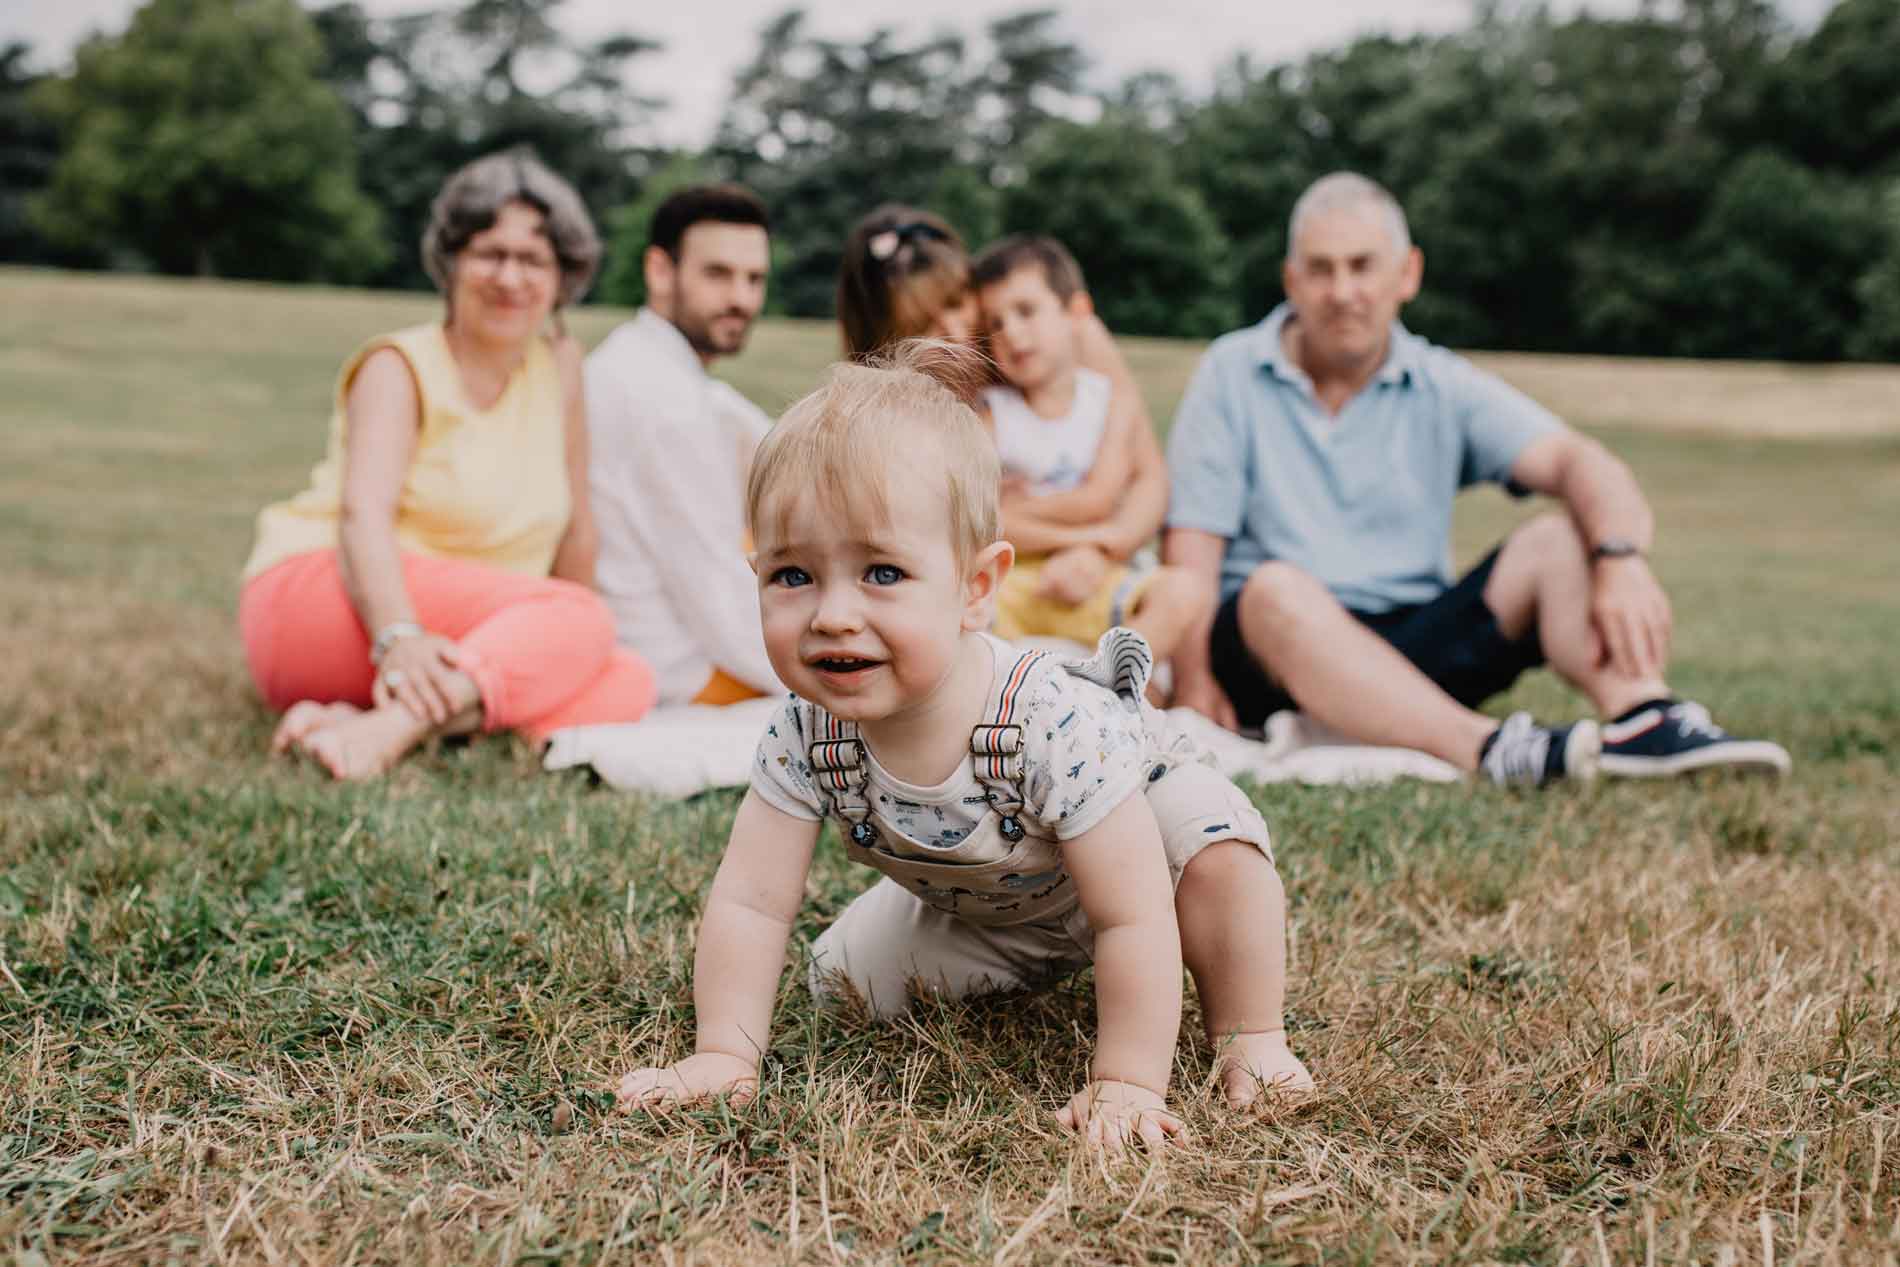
[238,148,657,779]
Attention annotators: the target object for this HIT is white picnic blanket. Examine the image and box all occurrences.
[544,664,1459,798]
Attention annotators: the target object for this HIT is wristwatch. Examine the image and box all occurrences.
[370,619,425,664]
[1590,537,1643,562]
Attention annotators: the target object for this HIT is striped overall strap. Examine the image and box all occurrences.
[805,704,875,843]
[970,648,1045,837]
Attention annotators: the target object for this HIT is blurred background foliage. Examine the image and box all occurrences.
[4,0,1897,358]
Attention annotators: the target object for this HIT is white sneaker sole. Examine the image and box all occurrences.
[1563,719,1602,783]
[1599,739,1792,779]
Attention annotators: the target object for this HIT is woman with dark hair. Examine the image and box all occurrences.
[239,149,656,778]
[836,207,984,360]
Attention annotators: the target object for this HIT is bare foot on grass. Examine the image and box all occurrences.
[271,701,362,754]
[296,704,430,780]
[1215,1029,1314,1109]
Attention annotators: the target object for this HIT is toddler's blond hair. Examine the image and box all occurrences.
[747,339,1000,568]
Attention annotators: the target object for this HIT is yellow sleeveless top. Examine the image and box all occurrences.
[242,324,572,582]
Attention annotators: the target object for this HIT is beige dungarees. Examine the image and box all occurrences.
[804,638,1273,1019]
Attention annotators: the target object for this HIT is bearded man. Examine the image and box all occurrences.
[586,184,785,707]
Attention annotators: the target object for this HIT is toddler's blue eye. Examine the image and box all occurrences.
[771,566,812,588]
[866,564,905,586]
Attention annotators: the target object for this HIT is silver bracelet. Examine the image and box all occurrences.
[370,620,425,665]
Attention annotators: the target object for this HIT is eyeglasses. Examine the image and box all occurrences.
[462,245,559,277]
[866,221,951,267]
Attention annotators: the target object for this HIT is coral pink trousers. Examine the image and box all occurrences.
[239,550,655,742]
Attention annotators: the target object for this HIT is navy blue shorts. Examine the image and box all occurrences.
[1208,547,1546,729]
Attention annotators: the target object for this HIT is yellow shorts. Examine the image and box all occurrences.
[993,555,1154,643]
[691,666,767,706]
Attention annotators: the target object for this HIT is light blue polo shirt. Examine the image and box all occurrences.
[1166,304,1563,615]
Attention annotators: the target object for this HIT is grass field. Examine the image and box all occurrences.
[2,267,1898,1265]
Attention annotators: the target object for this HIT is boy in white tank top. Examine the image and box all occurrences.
[971,237,1205,669]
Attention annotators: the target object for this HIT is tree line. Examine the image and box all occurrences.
[5,0,1897,360]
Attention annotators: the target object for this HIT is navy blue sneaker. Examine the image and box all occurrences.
[1479,711,1601,787]
[1599,699,1791,778]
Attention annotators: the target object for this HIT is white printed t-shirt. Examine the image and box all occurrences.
[984,367,1112,494]
[750,633,1151,859]
[584,308,784,705]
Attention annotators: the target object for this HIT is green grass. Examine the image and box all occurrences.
[2,267,1898,1264]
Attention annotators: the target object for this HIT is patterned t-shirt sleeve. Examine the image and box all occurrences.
[1016,660,1149,841]
[747,696,825,822]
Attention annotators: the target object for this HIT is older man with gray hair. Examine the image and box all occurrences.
[1162,172,1789,786]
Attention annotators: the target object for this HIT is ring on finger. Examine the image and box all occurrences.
[383,669,408,689]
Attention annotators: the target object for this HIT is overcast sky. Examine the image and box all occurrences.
[6,0,1838,147]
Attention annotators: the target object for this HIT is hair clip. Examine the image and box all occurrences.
[867,220,950,263]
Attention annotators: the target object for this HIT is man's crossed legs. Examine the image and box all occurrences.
[1209,513,1790,785]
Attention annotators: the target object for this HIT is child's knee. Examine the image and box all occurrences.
[1179,838,1280,906]
[1145,566,1210,615]
[551,582,617,657]
[808,931,913,1020]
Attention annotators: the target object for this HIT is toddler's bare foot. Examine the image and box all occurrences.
[1215,1029,1314,1109]
[296,704,430,780]
[271,701,362,754]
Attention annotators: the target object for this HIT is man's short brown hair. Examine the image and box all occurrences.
[969,235,1086,303]
[648,183,770,260]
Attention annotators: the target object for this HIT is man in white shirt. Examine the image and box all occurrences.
[585,184,784,706]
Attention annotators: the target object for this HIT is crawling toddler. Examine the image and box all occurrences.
[616,340,1311,1149]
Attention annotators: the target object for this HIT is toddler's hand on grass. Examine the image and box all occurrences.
[1057,1080,1187,1154]
[615,1052,758,1111]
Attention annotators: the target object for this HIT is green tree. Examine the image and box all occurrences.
[1850,181,1900,361]
[309,0,663,291]
[1760,0,1900,177]
[707,7,1087,317]
[973,9,1087,161]
[0,43,98,267]
[1391,20,1584,351]
[1678,149,1884,360]
[34,0,385,281]
[1176,62,1320,325]
[711,13,981,315]
[1003,115,1236,339]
